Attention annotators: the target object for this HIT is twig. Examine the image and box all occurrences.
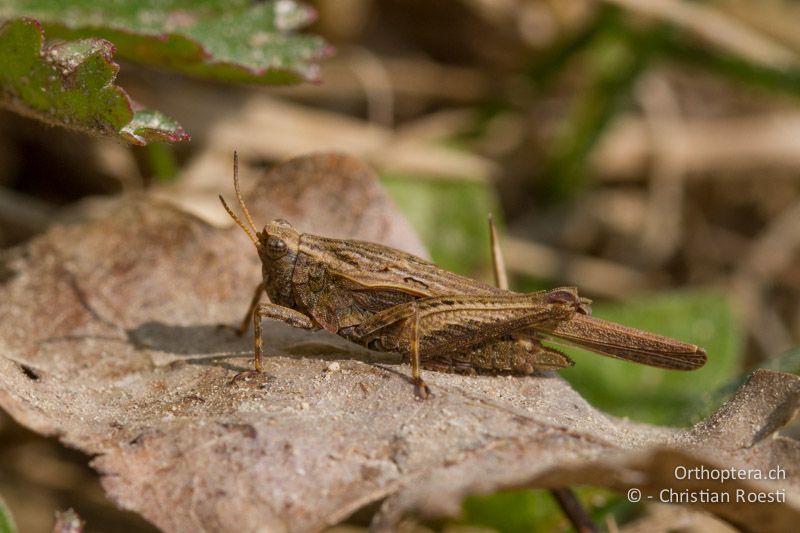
[551,487,598,533]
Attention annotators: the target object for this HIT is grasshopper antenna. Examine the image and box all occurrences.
[232,151,258,236]
[219,151,258,246]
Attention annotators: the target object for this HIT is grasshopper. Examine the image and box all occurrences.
[220,155,706,397]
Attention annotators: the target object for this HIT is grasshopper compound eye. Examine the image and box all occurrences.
[267,236,288,258]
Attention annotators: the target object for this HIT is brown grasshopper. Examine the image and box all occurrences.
[220,155,706,397]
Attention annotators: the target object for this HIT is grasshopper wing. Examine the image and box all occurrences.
[300,234,505,298]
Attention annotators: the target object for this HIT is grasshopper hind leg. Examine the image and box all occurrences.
[423,336,574,376]
[410,309,432,399]
[352,293,578,398]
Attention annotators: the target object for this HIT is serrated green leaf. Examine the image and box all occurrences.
[121,109,188,144]
[0,18,188,144]
[560,290,742,425]
[0,0,329,84]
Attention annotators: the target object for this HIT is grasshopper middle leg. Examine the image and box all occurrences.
[236,281,265,335]
[217,282,263,336]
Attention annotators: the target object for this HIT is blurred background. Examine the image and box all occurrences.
[2,0,800,531]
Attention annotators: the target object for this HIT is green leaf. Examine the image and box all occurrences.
[0,0,329,84]
[459,489,564,533]
[122,109,189,145]
[380,174,499,276]
[0,496,16,533]
[560,290,742,426]
[142,141,180,182]
[0,18,188,144]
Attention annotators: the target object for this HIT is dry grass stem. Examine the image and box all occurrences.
[636,72,687,266]
[340,47,395,128]
[731,199,800,355]
[606,0,798,67]
[596,112,800,180]
[501,235,651,297]
[272,56,491,103]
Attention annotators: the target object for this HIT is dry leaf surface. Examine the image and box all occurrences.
[0,153,798,532]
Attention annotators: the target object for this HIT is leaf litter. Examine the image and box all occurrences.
[0,153,798,532]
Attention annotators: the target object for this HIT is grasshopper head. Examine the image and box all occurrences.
[218,154,302,307]
[257,219,300,264]
[256,219,301,306]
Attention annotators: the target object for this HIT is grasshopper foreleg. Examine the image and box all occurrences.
[252,303,317,371]
[237,281,265,335]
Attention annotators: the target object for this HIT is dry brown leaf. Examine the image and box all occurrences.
[0,153,798,533]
